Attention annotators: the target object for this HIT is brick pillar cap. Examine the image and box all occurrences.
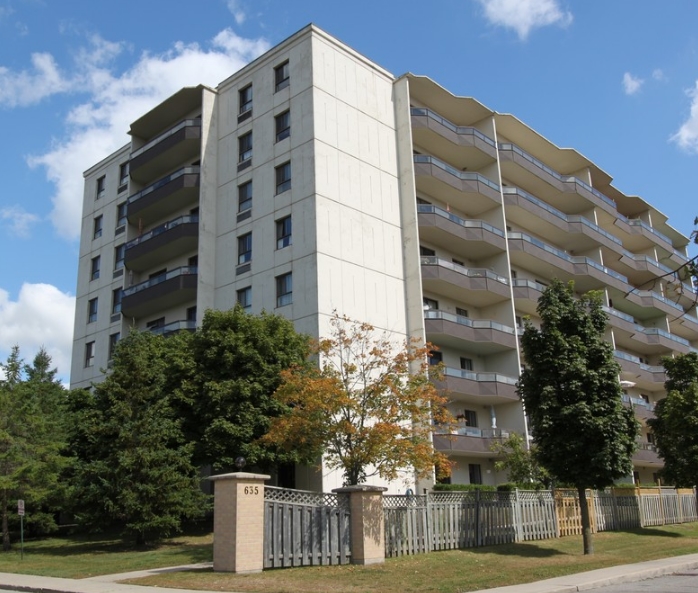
[207,472,271,481]
[332,485,388,493]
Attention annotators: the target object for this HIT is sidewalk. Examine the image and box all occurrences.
[1,553,698,593]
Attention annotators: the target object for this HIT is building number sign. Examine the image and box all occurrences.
[243,485,259,495]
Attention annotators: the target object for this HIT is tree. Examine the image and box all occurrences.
[518,280,638,555]
[68,331,206,546]
[263,313,454,486]
[490,433,549,487]
[0,347,67,551]
[176,306,313,473]
[648,352,698,487]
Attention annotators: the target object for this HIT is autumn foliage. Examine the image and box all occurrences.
[262,314,454,485]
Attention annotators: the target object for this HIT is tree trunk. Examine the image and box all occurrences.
[1,490,9,552]
[577,486,593,555]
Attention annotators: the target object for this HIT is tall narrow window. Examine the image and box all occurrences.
[96,176,105,199]
[87,298,98,323]
[238,232,252,264]
[239,131,252,163]
[90,256,101,281]
[276,216,292,249]
[116,202,127,227]
[109,332,121,359]
[118,163,129,191]
[460,357,473,371]
[114,244,125,270]
[237,286,252,309]
[276,272,292,307]
[428,350,443,366]
[84,341,95,367]
[275,110,290,142]
[275,161,291,194]
[469,464,482,485]
[186,306,197,322]
[274,60,290,91]
[239,84,253,114]
[111,288,123,314]
[238,181,252,212]
[93,215,103,239]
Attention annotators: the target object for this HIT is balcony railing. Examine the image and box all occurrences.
[131,119,202,159]
[410,107,497,147]
[443,367,517,384]
[435,426,511,438]
[614,350,664,373]
[417,205,505,237]
[602,305,635,323]
[420,256,509,284]
[512,278,547,291]
[424,309,515,334]
[634,290,684,312]
[148,319,197,335]
[627,218,672,245]
[413,155,501,192]
[127,166,200,207]
[125,214,199,249]
[123,266,198,297]
[621,394,655,411]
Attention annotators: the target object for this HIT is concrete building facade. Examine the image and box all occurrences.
[71,24,697,491]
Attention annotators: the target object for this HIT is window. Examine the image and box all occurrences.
[276,272,292,307]
[118,163,129,190]
[462,409,478,427]
[275,161,291,194]
[96,176,105,199]
[238,181,252,212]
[111,288,123,314]
[460,357,473,371]
[647,432,655,444]
[274,60,290,91]
[108,332,120,359]
[188,255,198,268]
[116,202,127,227]
[90,256,101,280]
[416,197,431,205]
[147,317,166,331]
[515,315,523,328]
[276,216,292,249]
[87,298,98,323]
[452,258,464,267]
[420,246,436,257]
[85,341,95,367]
[237,286,252,309]
[275,110,290,142]
[510,269,517,280]
[186,306,197,322]
[239,84,253,114]
[456,307,469,318]
[239,131,252,162]
[428,350,443,366]
[93,215,103,239]
[468,464,482,485]
[237,233,252,265]
[423,297,439,310]
[114,244,125,270]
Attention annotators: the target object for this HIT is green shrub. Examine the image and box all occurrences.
[433,483,496,492]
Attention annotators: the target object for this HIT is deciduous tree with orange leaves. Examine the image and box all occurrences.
[262,314,454,486]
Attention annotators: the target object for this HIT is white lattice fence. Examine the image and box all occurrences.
[264,486,351,568]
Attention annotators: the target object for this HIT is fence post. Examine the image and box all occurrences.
[475,488,481,546]
[514,489,524,542]
[333,485,387,565]
[208,471,270,573]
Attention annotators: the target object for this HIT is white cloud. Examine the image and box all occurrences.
[671,81,698,154]
[475,0,573,40]
[0,283,75,381]
[0,206,40,238]
[0,52,71,107]
[226,0,246,25]
[622,72,644,95]
[652,69,665,81]
[19,29,269,240]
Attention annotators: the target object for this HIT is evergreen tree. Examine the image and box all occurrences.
[518,280,638,555]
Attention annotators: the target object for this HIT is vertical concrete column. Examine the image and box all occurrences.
[209,472,270,573]
[333,485,387,565]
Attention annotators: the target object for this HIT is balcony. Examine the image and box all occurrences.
[127,167,200,227]
[502,187,624,256]
[614,350,665,388]
[507,232,629,293]
[612,216,679,256]
[632,441,662,467]
[435,367,519,404]
[498,143,616,215]
[129,119,201,184]
[410,107,497,170]
[121,266,197,318]
[669,312,698,340]
[148,319,197,336]
[420,257,510,306]
[413,155,501,216]
[417,205,506,260]
[424,310,516,354]
[125,214,199,272]
[604,306,690,355]
[621,394,655,421]
[433,428,511,457]
[512,278,546,315]
[624,289,685,318]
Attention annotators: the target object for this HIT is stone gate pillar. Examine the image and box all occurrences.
[209,472,270,573]
[333,485,387,565]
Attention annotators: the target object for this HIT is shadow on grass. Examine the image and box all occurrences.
[614,528,683,538]
[469,542,566,558]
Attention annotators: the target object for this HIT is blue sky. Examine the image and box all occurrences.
[1,0,697,383]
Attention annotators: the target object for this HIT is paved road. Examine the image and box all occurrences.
[585,568,698,592]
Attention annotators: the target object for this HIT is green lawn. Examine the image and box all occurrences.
[2,524,698,592]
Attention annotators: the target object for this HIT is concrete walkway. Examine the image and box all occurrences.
[1,554,697,593]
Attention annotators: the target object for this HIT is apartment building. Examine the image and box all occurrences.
[70,24,697,491]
